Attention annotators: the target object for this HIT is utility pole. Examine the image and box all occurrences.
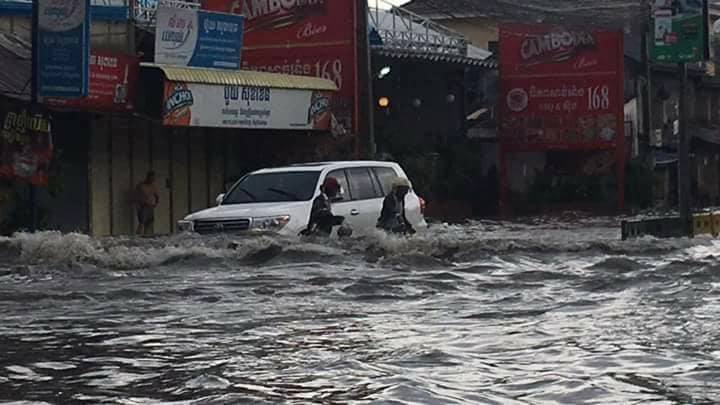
[643,24,653,152]
[678,62,691,236]
[30,0,39,232]
[355,0,375,158]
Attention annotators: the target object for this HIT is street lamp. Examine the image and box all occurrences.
[378,66,391,79]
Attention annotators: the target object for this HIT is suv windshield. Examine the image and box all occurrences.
[223,171,320,204]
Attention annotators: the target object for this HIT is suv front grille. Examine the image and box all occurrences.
[194,218,250,234]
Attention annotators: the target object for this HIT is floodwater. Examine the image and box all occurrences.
[1,215,720,404]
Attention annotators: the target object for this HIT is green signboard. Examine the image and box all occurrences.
[651,0,709,63]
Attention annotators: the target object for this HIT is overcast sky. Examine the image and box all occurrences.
[372,0,409,9]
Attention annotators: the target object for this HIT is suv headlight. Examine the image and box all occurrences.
[251,215,291,231]
[177,220,194,232]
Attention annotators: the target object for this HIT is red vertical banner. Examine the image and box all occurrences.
[0,106,53,186]
[201,0,358,136]
[498,24,626,211]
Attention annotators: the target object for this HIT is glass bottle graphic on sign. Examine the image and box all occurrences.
[114,64,129,105]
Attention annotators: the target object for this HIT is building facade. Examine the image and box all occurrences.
[0,0,340,236]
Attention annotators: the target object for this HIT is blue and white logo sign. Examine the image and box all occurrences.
[36,0,90,98]
[155,5,244,70]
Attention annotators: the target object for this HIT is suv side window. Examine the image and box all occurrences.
[373,167,398,195]
[347,167,381,200]
[326,169,351,201]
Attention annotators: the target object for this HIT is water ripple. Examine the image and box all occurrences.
[0,219,719,403]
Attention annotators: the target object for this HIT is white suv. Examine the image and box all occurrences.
[177,161,428,236]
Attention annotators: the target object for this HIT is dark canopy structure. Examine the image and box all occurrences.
[403,0,647,33]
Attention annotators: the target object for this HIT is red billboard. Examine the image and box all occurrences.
[498,23,626,210]
[499,24,624,152]
[201,0,358,134]
[45,50,139,113]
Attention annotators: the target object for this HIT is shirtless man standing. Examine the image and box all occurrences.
[134,171,159,236]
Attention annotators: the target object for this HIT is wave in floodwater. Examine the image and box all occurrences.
[1,217,720,404]
[0,216,707,271]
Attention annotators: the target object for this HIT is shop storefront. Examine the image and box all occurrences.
[0,31,338,236]
[498,24,627,214]
[85,64,337,236]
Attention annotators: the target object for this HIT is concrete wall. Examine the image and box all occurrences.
[88,117,227,236]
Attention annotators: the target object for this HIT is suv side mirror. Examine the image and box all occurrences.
[215,193,225,205]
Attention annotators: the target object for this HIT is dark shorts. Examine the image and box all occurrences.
[137,206,154,226]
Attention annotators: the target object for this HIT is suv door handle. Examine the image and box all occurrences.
[350,209,360,216]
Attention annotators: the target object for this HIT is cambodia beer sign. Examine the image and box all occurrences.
[201,0,357,135]
[499,24,625,151]
[162,81,332,130]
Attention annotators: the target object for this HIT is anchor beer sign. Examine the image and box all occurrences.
[161,81,332,130]
[201,0,358,135]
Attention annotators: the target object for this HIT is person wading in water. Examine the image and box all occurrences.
[134,171,159,236]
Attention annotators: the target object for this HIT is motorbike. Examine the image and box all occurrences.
[300,214,353,238]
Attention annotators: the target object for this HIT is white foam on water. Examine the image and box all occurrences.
[184,374,231,390]
[0,217,714,272]
[2,402,55,405]
[33,362,77,371]
[2,231,282,270]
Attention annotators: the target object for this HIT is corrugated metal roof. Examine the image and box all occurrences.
[372,46,497,68]
[403,0,644,33]
[0,33,31,101]
[141,63,338,91]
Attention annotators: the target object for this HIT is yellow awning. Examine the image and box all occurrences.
[141,63,338,92]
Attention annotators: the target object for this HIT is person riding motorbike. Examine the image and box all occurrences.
[377,176,416,235]
[302,176,345,236]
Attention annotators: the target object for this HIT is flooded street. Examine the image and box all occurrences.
[1,217,720,404]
